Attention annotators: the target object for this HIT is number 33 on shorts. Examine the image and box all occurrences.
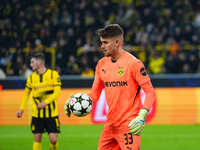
[124,133,133,145]
[122,132,141,150]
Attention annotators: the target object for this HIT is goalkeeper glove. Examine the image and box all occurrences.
[128,109,148,136]
[64,99,71,117]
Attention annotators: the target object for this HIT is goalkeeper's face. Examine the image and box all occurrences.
[100,36,122,57]
[30,58,40,71]
[100,37,116,57]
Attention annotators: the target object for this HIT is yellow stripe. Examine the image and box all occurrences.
[46,105,49,118]
[55,118,59,127]
[52,101,58,117]
[50,103,53,117]
[32,124,35,131]
[32,99,38,117]
[40,108,43,118]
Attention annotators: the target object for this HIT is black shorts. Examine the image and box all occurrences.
[31,116,60,133]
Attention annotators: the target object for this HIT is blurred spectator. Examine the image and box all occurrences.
[21,64,32,78]
[79,55,94,77]
[65,55,80,74]
[0,68,6,79]
[182,64,191,73]
[81,67,94,77]
[12,54,24,76]
[176,51,187,73]
[188,53,199,73]
[164,54,177,73]
[149,52,165,74]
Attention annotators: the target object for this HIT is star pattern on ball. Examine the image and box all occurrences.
[68,93,92,117]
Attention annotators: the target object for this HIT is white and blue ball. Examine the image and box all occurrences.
[69,93,92,117]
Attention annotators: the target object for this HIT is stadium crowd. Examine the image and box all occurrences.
[0,0,200,78]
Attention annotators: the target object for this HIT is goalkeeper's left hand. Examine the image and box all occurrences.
[128,109,148,136]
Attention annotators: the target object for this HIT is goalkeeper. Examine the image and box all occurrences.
[65,24,156,150]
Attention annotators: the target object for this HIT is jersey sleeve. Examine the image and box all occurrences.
[26,74,32,89]
[131,60,150,85]
[19,75,32,110]
[131,60,156,110]
[88,62,104,102]
[44,71,61,104]
[141,82,156,110]
[53,71,62,86]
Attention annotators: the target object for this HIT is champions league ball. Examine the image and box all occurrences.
[68,93,92,117]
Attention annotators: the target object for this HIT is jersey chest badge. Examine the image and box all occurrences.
[117,67,124,76]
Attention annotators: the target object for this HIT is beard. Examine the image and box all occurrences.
[103,49,113,57]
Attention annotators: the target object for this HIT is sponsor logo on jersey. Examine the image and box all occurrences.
[33,84,56,90]
[104,81,128,87]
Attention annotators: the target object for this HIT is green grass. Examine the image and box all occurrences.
[0,125,200,150]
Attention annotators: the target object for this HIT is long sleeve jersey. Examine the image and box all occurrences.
[89,50,156,126]
[19,69,61,118]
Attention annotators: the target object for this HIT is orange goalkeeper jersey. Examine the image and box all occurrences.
[89,50,155,126]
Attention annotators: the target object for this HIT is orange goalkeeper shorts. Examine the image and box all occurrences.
[98,123,141,150]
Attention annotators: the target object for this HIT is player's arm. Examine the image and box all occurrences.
[88,62,104,102]
[141,81,156,110]
[16,76,32,118]
[128,81,156,135]
[39,71,61,109]
[64,62,104,117]
[128,60,156,135]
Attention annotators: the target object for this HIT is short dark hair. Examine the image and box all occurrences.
[30,52,45,63]
[96,24,124,38]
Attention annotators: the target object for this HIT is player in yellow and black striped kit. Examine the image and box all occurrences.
[16,52,61,150]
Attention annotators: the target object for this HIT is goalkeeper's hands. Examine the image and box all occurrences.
[128,109,148,136]
[64,99,71,117]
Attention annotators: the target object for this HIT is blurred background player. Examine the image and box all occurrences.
[16,52,61,150]
[66,24,156,150]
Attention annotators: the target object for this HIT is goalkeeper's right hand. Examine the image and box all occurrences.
[128,109,148,136]
[64,99,71,117]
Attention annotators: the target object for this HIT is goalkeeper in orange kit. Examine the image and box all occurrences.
[65,24,156,150]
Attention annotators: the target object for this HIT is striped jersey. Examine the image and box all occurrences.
[20,69,61,118]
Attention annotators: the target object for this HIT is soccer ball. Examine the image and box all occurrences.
[68,93,92,117]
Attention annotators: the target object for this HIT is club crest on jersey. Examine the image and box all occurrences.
[117,67,124,76]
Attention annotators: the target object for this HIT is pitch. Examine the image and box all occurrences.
[0,125,200,150]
